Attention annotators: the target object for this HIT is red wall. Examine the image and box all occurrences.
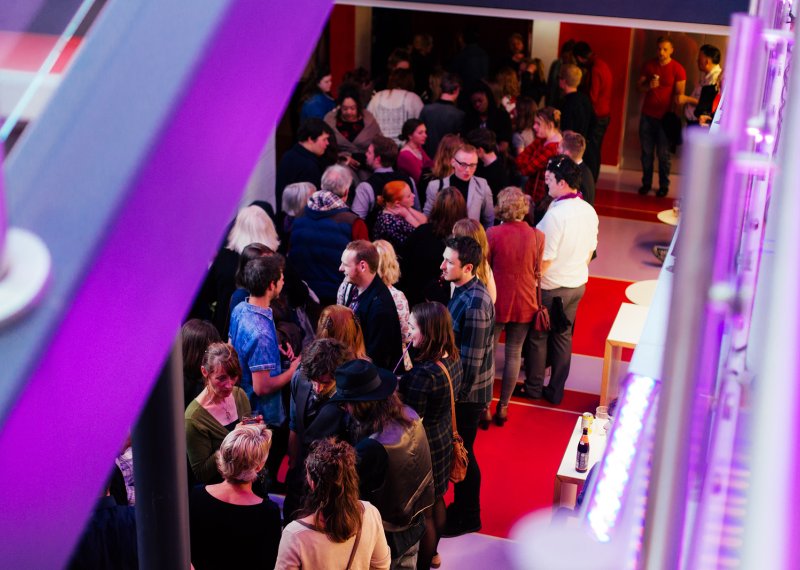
[559,23,632,167]
[329,5,355,97]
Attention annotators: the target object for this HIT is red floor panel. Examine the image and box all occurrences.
[594,187,674,222]
[573,276,634,361]
[445,402,580,538]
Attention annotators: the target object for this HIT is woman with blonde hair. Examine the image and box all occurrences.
[190,203,280,337]
[486,187,544,425]
[373,180,427,251]
[316,304,369,360]
[451,218,497,303]
[190,424,282,569]
[275,439,391,569]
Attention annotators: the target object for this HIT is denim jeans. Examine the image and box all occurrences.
[524,285,586,405]
[494,322,531,407]
[639,114,671,190]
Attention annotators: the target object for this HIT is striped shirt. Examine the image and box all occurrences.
[448,276,495,404]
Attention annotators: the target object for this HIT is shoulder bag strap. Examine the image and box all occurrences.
[435,361,458,436]
[533,231,543,309]
[345,503,365,570]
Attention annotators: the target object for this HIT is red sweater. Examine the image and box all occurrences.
[516,138,561,204]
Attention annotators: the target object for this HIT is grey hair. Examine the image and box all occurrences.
[216,424,272,483]
[226,205,280,253]
[282,182,316,216]
[321,164,353,197]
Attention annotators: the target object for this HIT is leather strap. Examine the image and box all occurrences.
[533,230,543,309]
[345,503,364,570]
[435,361,458,437]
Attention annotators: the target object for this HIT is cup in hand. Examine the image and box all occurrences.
[241,414,264,425]
[596,406,609,420]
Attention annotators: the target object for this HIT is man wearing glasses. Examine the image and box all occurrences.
[523,155,598,405]
[422,143,495,228]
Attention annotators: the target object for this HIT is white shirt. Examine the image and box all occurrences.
[537,195,598,290]
[684,64,722,121]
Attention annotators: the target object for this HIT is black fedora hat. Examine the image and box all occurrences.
[331,359,397,402]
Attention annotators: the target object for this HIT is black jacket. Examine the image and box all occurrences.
[346,278,403,370]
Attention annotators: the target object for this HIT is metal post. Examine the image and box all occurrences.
[132,334,190,570]
[741,17,800,570]
[641,130,732,570]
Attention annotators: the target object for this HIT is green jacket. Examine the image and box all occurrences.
[185,387,251,483]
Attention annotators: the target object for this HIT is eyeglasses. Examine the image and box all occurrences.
[454,158,479,169]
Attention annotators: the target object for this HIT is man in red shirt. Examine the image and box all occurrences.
[637,37,686,197]
[573,42,612,182]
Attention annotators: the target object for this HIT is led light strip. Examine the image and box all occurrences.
[586,374,659,543]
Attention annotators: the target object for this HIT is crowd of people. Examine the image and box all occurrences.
[75,30,723,570]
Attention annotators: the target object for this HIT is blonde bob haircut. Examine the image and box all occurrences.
[495,186,530,222]
[216,424,272,483]
[373,239,401,286]
[226,205,280,253]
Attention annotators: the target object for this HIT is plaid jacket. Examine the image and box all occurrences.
[448,277,495,404]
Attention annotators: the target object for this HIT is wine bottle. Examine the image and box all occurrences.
[576,427,590,473]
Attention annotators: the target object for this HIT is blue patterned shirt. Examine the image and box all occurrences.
[229,302,284,426]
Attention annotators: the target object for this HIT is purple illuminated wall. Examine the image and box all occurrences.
[0,0,331,567]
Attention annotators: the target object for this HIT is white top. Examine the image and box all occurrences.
[684,64,722,121]
[537,197,599,290]
[275,501,391,570]
[367,89,424,144]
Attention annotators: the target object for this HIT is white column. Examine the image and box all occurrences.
[530,19,560,75]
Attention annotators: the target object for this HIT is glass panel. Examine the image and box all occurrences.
[0,0,108,151]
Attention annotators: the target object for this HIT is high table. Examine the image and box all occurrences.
[554,416,610,509]
[657,208,679,226]
[625,279,659,306]
[600,303,650,406]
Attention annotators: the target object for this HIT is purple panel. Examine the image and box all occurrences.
[0,0,331,567]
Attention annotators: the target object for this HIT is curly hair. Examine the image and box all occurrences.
[495,186,530,222]
[302,439,363,542]
[216,425,272,483]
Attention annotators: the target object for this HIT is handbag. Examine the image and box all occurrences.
[435,361,469,483]
[532,231,551,332]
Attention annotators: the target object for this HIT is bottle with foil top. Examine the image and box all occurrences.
[581,412,594,434]
[576,427,590,473]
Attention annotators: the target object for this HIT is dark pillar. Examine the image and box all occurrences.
[132,335,190,569]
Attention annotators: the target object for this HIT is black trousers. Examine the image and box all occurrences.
[450,402,485,522]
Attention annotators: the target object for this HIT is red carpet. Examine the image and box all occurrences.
[573,276,634,361]
[594,187,673,222]
[445,401,583,538]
